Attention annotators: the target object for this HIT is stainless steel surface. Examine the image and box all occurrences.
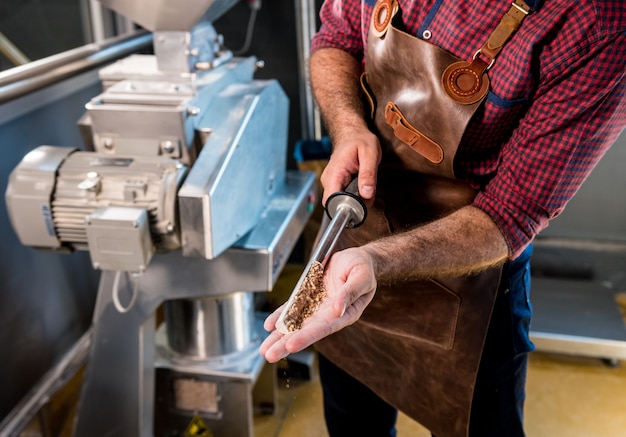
[74,272,157,437]
[309,207,352,267]
[86,55,257,165]
[530,332,626,360]
[529,275,626,360]
[0,44,97,86]
[276,178,365,333]
[58,31,288,264]
[88,0,109,43]
[153,24,223,73]
[86,84,196,162]
[87,0,136,43]
[155,315,266,374]
[294,0,322,141]
[96,52,256,88]
[154,318,274,437]
[164,292,256,359]
[86,207,154,272]
[0,69,100,126]
[99,0,240,32]
[73,171,315,437]
[87,54,288,262]
[5,146,76,248]
[154,171,315,294]
[0,328,92,437]
[0,32,152,103]
[528,240,626,361]
[275,205,349,333]
[178,78,289,259]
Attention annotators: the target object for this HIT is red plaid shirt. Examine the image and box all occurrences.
[311,0,626,259]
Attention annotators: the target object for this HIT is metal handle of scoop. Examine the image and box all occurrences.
[325,175,367,228]
[274,176,368,334]
[312,175,367,267]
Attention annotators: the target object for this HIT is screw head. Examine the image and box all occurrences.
[161,140,176,154]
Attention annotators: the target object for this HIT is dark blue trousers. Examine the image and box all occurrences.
[319,245,535,437]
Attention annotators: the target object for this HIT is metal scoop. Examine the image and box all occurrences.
[275,176,367,334]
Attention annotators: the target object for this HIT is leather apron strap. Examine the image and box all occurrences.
[362,0,534,178]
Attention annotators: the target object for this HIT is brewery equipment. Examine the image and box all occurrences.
[4,0,315,435]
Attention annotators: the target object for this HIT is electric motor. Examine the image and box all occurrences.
[6,145,186,271]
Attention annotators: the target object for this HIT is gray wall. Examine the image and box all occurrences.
[0,71,102,420]
[539,134,626,242]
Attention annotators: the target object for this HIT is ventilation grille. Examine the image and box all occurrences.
[51,202,162,250]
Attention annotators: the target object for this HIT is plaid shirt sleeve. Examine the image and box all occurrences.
[310,0,366,61]
[474,30,626,259]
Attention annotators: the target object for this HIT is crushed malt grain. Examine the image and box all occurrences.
[282,261,327,332]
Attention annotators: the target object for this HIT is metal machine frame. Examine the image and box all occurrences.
[4,0,318,436]
[74,172,314,436]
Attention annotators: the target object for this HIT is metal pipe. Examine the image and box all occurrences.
[0,328,93,437]
[0,31,152,103]
[294,0,322,141]
[275,176,367,333]
[89,0,108,43]
[0,30,148,86]
[0,31,30,66]
[0,44,99,86]
[310,206,352,267]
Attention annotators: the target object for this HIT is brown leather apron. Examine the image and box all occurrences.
[315,1,533,435]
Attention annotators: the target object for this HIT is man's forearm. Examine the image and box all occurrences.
[363,205,510,281]
[310,48,368,142]
[310,48,382,202]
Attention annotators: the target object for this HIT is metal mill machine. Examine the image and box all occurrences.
[4,0,316,435]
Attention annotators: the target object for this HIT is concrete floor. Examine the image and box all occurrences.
[253,352,626,437]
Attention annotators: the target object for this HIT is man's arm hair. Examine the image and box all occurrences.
[310,48,369,143]
[364,205,510,281]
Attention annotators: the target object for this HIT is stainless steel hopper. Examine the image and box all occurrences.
[99,0,240,31]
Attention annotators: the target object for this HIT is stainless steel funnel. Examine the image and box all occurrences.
[99,0,240,31]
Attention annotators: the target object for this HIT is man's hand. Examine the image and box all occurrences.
[260,247,377,363]
[320,129,381,207]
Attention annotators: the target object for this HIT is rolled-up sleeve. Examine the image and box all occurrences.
[474,32,626,259]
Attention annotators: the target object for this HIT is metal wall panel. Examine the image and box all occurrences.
[539,131,626,242]
[0,73,102,420]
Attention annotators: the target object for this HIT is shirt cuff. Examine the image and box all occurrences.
[473,174,549,260]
